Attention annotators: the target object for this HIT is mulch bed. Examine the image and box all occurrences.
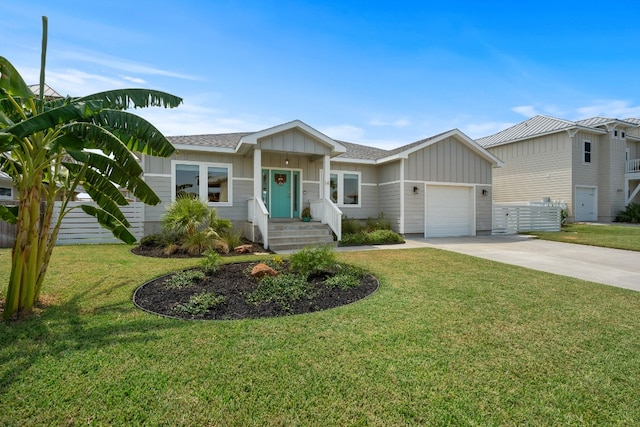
[130,241,270,258]
[133,262,379,320]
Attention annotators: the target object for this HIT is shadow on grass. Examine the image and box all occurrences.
[0,279,190,394]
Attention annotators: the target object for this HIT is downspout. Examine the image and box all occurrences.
[400,158,405,234]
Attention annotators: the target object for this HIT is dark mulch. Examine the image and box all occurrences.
[133,262,379,321]
[131,241,271,258]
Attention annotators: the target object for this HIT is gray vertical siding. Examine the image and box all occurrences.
[378,183,402,232]
[406,136,492,184]
[258,129,332,156]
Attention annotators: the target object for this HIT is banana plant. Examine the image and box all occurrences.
[0,17,182,319]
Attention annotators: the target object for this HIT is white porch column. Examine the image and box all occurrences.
[323,154,331,201]
[253,148,262,212]
[254,148,262,202]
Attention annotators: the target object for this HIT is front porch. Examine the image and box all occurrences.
[625,159,640,204]
[242,121,347,249]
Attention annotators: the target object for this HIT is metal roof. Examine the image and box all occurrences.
[476,115,577,148]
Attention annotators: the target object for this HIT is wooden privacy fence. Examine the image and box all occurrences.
[0,201,144,247]
[493,203,564,234]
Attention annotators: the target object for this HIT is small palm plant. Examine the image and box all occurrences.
[161,196,233,255]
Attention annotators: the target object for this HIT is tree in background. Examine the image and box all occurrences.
[0,17,182,319]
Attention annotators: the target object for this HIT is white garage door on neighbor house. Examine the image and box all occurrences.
[425,185,475,237]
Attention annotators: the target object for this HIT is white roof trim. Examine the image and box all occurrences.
[379,129,504,167]
[238,120,347,156]
[172,144,237,154]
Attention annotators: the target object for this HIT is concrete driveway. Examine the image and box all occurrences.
[342,235,640,292]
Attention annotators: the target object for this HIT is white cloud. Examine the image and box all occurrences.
[512,105,539,117]
[464,121,516,139]
[318,125,365,142]
[59,50,200,81]
[369,117,411,128]
[122,76,147,84]
[575,100,640,120]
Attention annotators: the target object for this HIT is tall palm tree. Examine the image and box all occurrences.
[0,17,182,319]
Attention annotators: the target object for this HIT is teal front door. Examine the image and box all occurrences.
[270,170,291,218]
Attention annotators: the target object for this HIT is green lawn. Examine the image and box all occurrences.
[525,223,640,251]
[2,245,640,425]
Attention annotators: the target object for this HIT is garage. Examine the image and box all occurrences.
[575,186,597,221]
[425,185,475,237]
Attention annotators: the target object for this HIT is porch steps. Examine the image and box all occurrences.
[268,221,336,252]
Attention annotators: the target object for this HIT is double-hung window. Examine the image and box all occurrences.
[172,161,232,205]
[329,171,361,206]
[583,140,592,164]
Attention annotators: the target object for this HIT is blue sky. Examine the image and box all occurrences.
[2,1,640,149]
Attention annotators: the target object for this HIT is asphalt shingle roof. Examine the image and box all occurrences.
[168,133,252,149]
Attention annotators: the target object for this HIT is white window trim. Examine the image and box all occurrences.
[583,140,592,164]
[171,160,233,206]
[0,185,12,200]
[327,170,362,207]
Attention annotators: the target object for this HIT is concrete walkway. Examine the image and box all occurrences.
[334,235,640,292]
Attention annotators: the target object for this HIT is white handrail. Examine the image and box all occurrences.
[248,197,269,249]
[310,199,342,241]
[626,159,640,173]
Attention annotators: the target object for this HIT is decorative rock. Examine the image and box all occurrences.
[251,263,279,279]
[234,244,253,254]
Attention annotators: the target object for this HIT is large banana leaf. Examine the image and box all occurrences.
[7,101,104,139]
[0,56,33,100]
[89,110,176,157]
[76,88,182,110]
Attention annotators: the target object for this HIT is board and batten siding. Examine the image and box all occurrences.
[378,182,402,232]
[475,185,493,234]
[488,133,573,211]
[403,182,425,234]
[405,136,492,184]
[258,129,332,156]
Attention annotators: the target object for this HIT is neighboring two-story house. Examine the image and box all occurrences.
[477,115,640,222]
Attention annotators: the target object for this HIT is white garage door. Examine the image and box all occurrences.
[575,186,597,221]
[425,185,474,237]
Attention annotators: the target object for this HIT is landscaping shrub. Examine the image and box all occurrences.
[173,291,226,315]
[247,273,312,312]
[615,203,640,223]
[159,196,232,255]
[164,270,206,289]
[342,216,363,235]
[364,212,392,232]
[339,229,404,246]
[219,228,244,251]
[325,264,366,290]
[289,245,338,276]
[201,250,223,275]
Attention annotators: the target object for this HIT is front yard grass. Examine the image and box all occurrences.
[2,244,640,425]
[524,223,640,251]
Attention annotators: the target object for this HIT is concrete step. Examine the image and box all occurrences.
[267,221,336,252]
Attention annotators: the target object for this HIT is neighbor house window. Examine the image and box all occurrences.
[583,140,592,164]
[172,161,232,205]
[329,171,361,206]
[0,186,12,199]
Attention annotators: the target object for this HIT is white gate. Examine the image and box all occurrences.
[493,203,564,234]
